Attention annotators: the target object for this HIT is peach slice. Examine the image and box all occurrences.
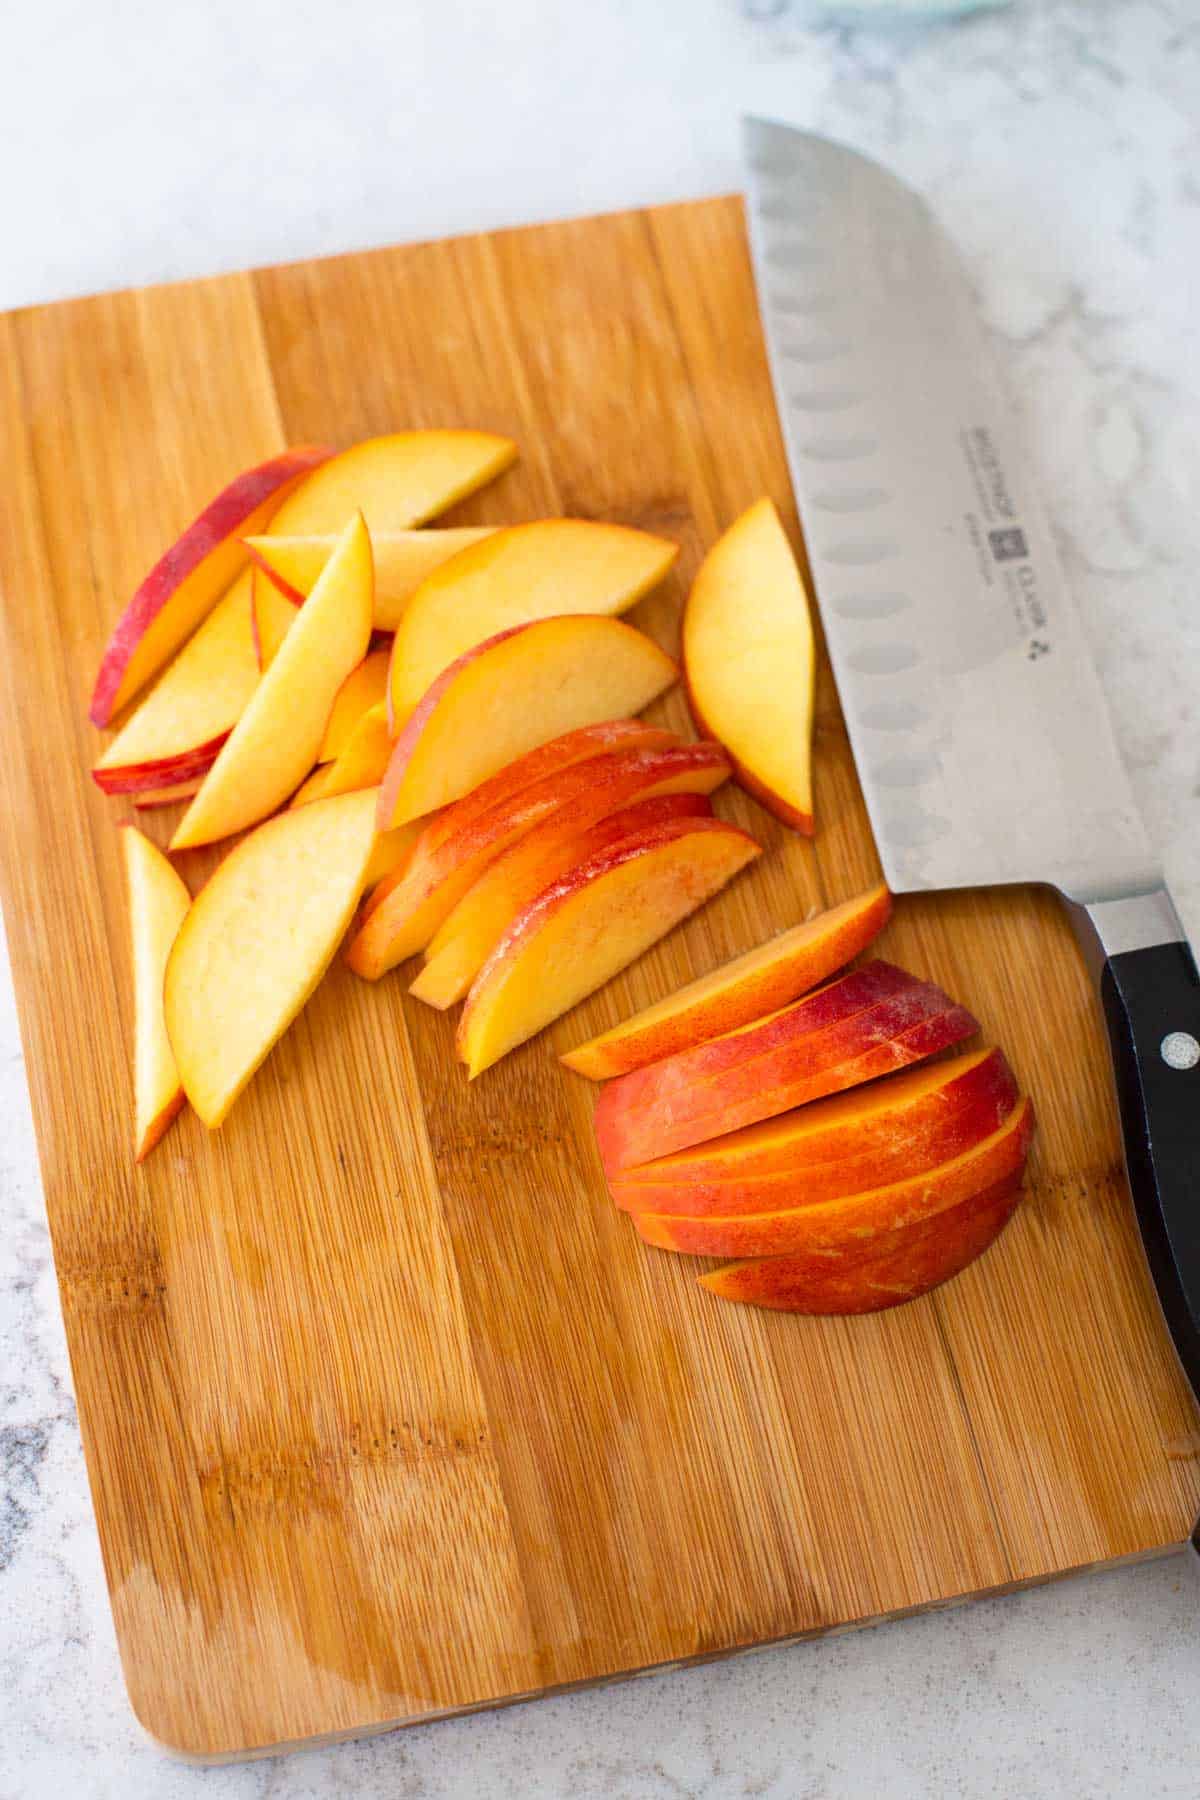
[406,719,676,868]
[291,703,391,807]
[377,616,678,829]
[350,740,725,980]
[699,1172,1025,1315]
[250,566,305,671]
[246,529,497,629]
[121,825,191,1160]
[171,515,373,850]
[562,883,892,1078]
[93,569,259,794]
[411,792,714,1009]
[264,431,517,536]
[684,497,816,833]
[457,817,762,1077]
[362,818,426,892]
[632,1097,1034,1257]
[132,779,203,810]
[387,520,678,728]
[164,787,380,1126]
[318,648,392,761]
[594,961,978,1173]
[89,445,331,726]
[610,1046,1018,1215]
[362,719,675,928]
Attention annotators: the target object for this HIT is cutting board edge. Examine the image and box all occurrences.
[150,1538,1190,1765]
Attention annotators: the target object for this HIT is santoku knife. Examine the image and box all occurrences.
[743,118,1200,1394]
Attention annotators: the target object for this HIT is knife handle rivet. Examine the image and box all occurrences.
[1160,1032,1200,1071]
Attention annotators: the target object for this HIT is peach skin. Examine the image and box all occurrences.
[609,1047,1019,1214]
[594,961,979,1173]
[632,1096,1034,1257]
[456,816,762,1076]
[562,883,892,1079]
[698,1171,1026,1314]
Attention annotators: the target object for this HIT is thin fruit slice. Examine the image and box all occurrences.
[164,788,379,1126]
[172,515,373,850]
[594,961,978,1173]
[377,616,678,829]
[93,570,259,793]
[292,703,390,807]
[411,792,714,1009]
[684,496,815,833]
[411,742,728,999]
[318,649,392,761]
[563,883,892,1078]
[363,818,426,892]
[405,719,677,869]
[246,529,497,628]
[632,1097,1034,1257]
[264,432,516,535]
[362,718,676,926]
[457,817,762,1077]
[89,446,331,726]
[699,1172,1024,1315]
[121,825,191,1160]
[388,520,678,727]
[350,740,726,979]
[251,566,305,671]
[610,1047,1018,1215]
[132,779,203,810]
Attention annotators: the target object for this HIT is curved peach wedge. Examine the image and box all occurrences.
[350,739,726,980]
[89,445,331,726]
[457,817,762,1077]
[250,566,307,671]
[171,515,373,850]
[291,703,391,808]
[264,431,517,536]
[562,883,892,1079]
[684,496,815,833]
[609,1047,1019,1214]
[411,791,715,1010]
[94,569,260,794]
[698,1172,1025,1315]
[164,788,380,1127]
[376,616,678,829]
[246,528,499,627]
[318,649,392,762]
[594,961,979,1173]
[632,1096,1034,1257]
[121,826,191,1161]
[388,519,678,726]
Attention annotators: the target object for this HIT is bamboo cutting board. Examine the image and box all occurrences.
[1,197,1198,1762]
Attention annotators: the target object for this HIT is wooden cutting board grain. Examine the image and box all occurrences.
[1,198,1197,1762]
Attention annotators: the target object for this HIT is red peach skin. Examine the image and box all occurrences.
[594,961,979,1173]
[698,1171,1026,1315]
[561,883,892,1079]
[609,1046,1019,1215]
[632,1097,1034,1257]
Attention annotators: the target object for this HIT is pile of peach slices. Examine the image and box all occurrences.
[92,430,1033,1314]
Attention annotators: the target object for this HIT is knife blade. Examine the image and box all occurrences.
[743,117,1200,1394]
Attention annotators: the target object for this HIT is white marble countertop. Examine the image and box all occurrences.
[3,1,1200,1794]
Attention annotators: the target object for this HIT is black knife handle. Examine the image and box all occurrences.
[1080,893,1200,1394]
